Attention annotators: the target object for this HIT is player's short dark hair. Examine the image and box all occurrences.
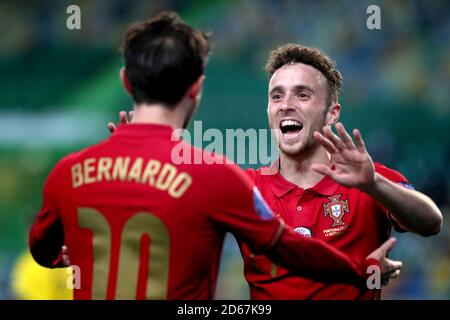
[122,11,211,106]
[265,44,342,105]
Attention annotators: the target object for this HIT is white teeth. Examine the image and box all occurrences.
[280,120,302,127]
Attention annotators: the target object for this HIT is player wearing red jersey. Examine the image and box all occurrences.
[29,12,402,300]
[239,44,443,299]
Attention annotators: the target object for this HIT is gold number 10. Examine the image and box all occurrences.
[77,207,170,299]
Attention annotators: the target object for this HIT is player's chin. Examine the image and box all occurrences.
[279,142,304,156]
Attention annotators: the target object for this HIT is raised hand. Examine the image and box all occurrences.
[311,123,375,190]
[366,237,402,286]
[108,110,134,133]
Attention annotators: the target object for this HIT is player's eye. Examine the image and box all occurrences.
[297,92,309,99]
[271,94,283,101]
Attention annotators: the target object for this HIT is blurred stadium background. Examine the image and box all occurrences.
[0,0,449,299]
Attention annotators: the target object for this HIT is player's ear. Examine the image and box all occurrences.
[120,67,133,95]
[326,102,341,125]
[188,75,205,101]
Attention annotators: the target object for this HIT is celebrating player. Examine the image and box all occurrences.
[29,13,402,300]
[240,44,443,299]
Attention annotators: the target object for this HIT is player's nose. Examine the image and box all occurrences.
[279,95,296,112]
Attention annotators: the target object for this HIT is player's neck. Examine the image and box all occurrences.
[131,103,188,129]
[279,147,330,189]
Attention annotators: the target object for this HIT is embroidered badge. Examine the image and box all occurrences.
[323,194,350,227]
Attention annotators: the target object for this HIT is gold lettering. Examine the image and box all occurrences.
[155,163,177,191]
[84,158,96,185]
[168,173,192,198]
[141,160,161,186]
[128,158,143,183]
[97,157,112,182]
[72,157,191,200]
[112,157,130,181]
[71,163,83,188]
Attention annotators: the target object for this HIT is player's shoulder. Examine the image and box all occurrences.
[245,166,277,183]
[374,162,408,183]
[188,145,253,185]
[51,140,110,174]
[43,149,85,186]
[62,141,106,164]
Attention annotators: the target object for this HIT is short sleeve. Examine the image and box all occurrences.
[375,163,411,185]
[374,163,413,232]
[208,164,283,254]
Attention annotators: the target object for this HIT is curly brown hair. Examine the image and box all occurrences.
[265,44,342,105]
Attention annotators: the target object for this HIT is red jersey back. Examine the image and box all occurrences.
[31,124,282,299]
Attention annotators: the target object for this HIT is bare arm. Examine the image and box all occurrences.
[312,123,443,237]
[362,173,442,236]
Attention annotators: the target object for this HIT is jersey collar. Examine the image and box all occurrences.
[111,123,175,139]
[270,165,340,198]
[310,175,340,196]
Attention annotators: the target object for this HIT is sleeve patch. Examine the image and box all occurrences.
[252,187,275,220]
[399,182,414,190]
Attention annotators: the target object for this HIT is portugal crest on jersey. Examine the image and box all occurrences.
[323,194,349,227]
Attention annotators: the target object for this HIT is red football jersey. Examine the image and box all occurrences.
[30,124,285,299]
[242,162,411,300]
[30,124,381,300]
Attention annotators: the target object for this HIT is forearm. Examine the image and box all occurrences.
[362,173,443,236]
[266,228,375,289]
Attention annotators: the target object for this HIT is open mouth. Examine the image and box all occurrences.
[280,119,303,137]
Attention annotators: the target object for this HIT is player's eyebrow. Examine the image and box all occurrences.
[293,85,315,94]
[269,86,284,96]
[269,85,314,96]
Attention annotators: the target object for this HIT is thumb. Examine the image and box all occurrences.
[379,237,397,255]
[366,237,397,261]
[311,163,334,178]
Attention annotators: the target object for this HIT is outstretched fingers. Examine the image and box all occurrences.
[336,123,356,149]
[119,111,129,125]
[323,125,345,150]
[313,131,339,154]
[353,128,367,153]
[108,122,117,133]
[108,109,133,133]
[381,259,402,286]
[390,269,401,279]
